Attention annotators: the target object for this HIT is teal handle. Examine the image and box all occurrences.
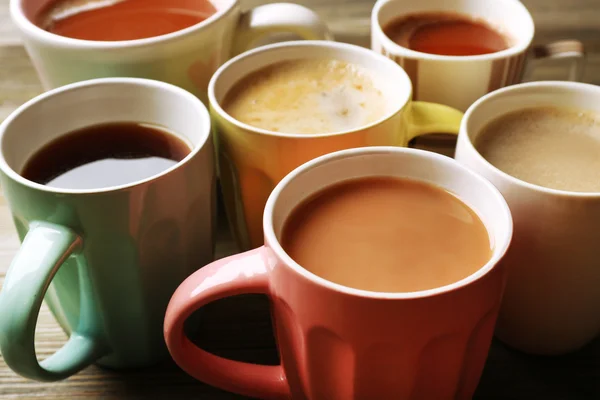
[0,221,109,381]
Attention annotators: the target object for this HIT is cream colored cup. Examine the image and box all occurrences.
[372,0,586,111]
[209,40,464,251]
[11,0,332,103]
[455,81,600,355]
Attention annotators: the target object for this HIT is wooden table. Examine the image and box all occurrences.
[1,0,599,398]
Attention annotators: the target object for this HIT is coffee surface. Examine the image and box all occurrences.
[383,12,509,56]
[22,122,191,189]
[282,177,491,293]
[37,0,217,41]
[475,106,600,193]
[222,59,387,135]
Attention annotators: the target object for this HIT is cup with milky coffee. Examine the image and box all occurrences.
[209,40,464,250]
[372,0,586,112]
[164,146,513,400]
[11,0,331,103]
[455,81,600,355]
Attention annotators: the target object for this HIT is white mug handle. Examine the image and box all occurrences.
[232,3,333,56]
[525,40,586,82]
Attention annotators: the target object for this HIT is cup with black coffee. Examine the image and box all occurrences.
[0,78,216,381]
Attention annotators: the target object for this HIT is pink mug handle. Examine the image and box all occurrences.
[163,247,290,400]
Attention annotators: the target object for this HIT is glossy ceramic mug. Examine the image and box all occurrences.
[164,146,513,400]
[0,78,216,381]
[455,81,600,355]
[209,40,465,250]
[10,0,332,103]
[372,0,586,111]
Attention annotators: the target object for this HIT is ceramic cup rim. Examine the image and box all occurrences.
[207,40,413,139]
[371,0,535,62]
[263,146,514,300]
[460,80,600,199]
[10,0,238,50]
[0,77,212,195]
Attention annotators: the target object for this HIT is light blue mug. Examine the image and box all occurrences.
[0,78,216,381]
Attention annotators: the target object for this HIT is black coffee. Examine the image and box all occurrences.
[22,122,191,189]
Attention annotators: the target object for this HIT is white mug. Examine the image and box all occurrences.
[371,0,586,111]
[455,81,600,355]
[10,0,332,103]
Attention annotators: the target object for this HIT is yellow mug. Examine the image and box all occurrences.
[208,41,464,250]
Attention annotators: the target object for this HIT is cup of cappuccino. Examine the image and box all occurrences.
[209,40,464,250]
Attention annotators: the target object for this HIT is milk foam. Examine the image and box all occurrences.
[223,59,387,135]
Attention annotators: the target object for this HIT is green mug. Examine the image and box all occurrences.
[0,78,216,381]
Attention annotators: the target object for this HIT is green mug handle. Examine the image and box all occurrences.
[0,221,109,381]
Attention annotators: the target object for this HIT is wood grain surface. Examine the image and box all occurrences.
[1,0,600,398]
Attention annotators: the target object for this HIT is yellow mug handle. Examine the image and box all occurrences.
[407,101,464,142]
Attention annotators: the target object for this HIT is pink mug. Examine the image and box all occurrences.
[164,147,513,400]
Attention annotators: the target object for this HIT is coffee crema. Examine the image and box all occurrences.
[475,106,600,193]
[37,0,217,41]
[222,59,387,135]
[22,122,191,189]
[282,177,492,293]
[383,12,510,56]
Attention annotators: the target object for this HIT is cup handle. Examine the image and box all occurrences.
[406,101,464,142]
[164,246,290,400]
[526,40,586,81]
[232,3,333,56]
[0,221,109,381]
